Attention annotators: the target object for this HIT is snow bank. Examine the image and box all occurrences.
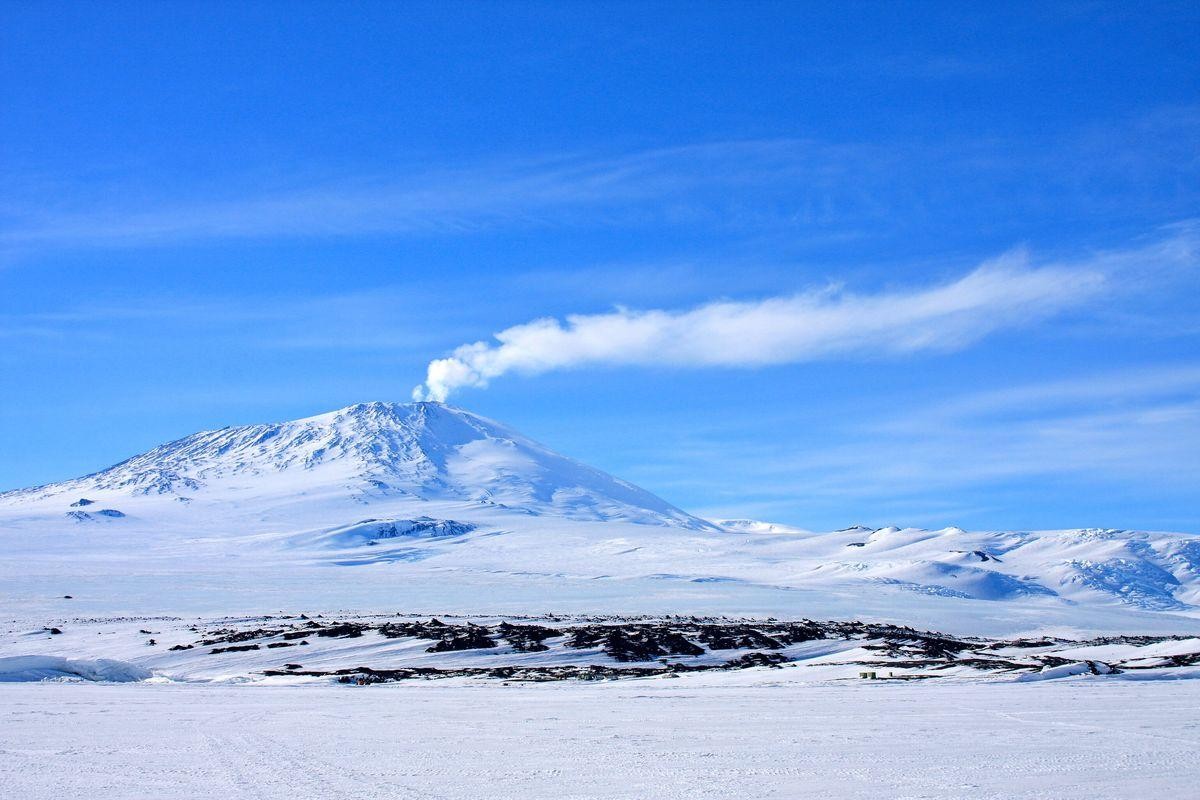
[0,655,152,683]
[1016,660,1113,682]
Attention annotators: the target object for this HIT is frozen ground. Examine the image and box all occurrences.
[4,401,1200,796]
[3,676,1198,799]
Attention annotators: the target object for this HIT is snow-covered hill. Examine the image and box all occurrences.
[715,519,810,535]
[0,401,713,530]
[1,401,1199,637]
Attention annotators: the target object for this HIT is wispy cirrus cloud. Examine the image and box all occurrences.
[3,108,1197,253]
[653,362,1200,528]
[0,140,873,250]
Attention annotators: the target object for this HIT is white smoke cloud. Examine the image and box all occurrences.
[413,250,1109,402]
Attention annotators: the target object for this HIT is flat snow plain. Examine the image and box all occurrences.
[3,675,1198,800]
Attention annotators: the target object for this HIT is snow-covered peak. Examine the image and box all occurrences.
[714,519,810,535]
[1,401,714,530]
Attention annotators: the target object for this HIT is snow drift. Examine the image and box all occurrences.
[0,656,152,683]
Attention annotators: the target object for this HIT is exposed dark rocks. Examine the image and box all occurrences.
[426,624,496,653]
[982,637,1063,650]
[142,613,1199,684]
[725,652,789,668]
[863,633,975,660]
[70,498,94,507]
[1085,634,1191,647]
[313,622,368,638]
[696,627,784,650]
[568,626,705,661]
[378,619,453,639]
[496,622,557,652]
[1163,652,1200,667]
[271,652,792,684]
[45,627,62,635]
[199,628,283,646]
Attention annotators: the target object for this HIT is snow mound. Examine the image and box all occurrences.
[1016,661,1114,682]
[327,517,476,543]
[715,519,809,534]
[0,656,152,683]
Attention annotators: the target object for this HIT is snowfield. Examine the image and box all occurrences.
[1,402,1198,637]
[3,401,1200,797]
[3,677,1199,800]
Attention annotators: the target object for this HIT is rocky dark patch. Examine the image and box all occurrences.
[141,613,1199,684]
[568,626,705,662]
[695,626,785,650]
[490,622,554,651]
[1082,634,1191,647]
[426,624,496,653]
[265,661,719,684]
[1158,652,1200,667]
[313,622,368,638]
[378,619,452,639]
[863,633,975,660]
[982,637,1063,650]
[725,652,789,668]
[198,628,284,646]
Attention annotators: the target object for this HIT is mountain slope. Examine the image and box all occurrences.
[0,401,713,530]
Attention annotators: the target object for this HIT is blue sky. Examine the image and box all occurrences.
[2,2,1198,531]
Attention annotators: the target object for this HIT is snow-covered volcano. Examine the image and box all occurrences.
[2,401,1200,636]
[0,401,712,530]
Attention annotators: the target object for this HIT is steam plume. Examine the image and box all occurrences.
[413,251,1107,402]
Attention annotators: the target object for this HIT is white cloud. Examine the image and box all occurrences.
[414,225,1200,401]
[413,250,1107,401]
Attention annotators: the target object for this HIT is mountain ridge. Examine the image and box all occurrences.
[0,401,715,530]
